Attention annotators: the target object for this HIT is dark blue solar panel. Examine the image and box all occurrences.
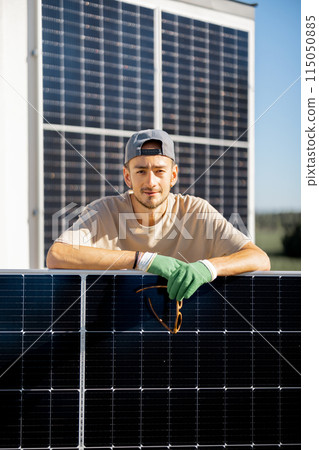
[253,276,280,330]
[0,274,81,447]
[254,389,280,444]
[51,390,79,446]
[114,332,141,388]
[253,333,280,387]
[0,275,23,331]
[51,333,80,388]
[86,275,114,331]
[142,332,169,388]
[198,389,225,445]
[85,332,113,389]
[84,390,112,446]
[280,276,301,331]
[198,332,225,387]
[142,390,169,446]
[226,332,252,387]
[0,333,22,389]
[113,390,140,446]
[225,276,252,331]
[52,275,81,331]
[22,391,50,447]
[24,275,52,330]
[114,274,143,331]
[0,273,300,447]
[23,333,51,389]
[170,333,197,388]
[226,389,252,444]
[281,389,301,444]
[280,332,301,387]
[170,389,197,445]
[0,391,21,446]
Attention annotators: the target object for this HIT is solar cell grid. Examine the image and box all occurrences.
[253,389,280,444]
[0,273,300,447]
[280,332,301,387]
[0,391,21,446]
[226,332,252,387]
[23,333,51,389]
[198,333,225,387]
[253,333,280,387]
[0,333,22,389]
[0,275,23,331]
[84,390,112,446]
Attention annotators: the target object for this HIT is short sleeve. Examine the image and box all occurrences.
[205,208,251,257]
[55,207,100,248]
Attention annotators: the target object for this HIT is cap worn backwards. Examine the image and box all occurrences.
[124,129,175,164]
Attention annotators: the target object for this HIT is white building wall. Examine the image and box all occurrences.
[0,0,29,268]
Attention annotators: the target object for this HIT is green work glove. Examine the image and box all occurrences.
[147,254,187,280]
[167,261,214,302]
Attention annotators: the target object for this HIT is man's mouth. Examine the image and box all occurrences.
[143,191,160,196]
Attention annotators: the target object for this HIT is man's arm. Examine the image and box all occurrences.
[46,242,136,270]
[207,241,271,276]
[164,242,271,301]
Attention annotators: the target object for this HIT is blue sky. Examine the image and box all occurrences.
[254,0,301,212]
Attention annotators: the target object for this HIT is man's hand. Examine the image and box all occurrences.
[167,261,214,302]
[147,254,187,279]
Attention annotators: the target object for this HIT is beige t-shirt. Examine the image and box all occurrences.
[55,191,250,262]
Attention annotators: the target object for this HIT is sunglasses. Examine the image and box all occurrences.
[136,285,183,334]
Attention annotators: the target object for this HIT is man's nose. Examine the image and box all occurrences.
[146,171,157,186]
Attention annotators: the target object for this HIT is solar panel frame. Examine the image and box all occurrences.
[0,271,300,448]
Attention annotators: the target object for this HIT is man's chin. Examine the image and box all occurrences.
[135,192,168,210]
[141,199,163,209]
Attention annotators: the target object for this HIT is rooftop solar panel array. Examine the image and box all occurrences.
[42,0,250,262]
[0,272,301,448]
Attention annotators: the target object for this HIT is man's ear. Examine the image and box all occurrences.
[170,163,178,187]
[123,165,132,188]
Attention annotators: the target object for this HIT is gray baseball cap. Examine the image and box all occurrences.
[124,129,175,164]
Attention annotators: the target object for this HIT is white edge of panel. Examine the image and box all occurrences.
[119,0,254,32]
[37,0,44,268]
[247,18,255,242]
[42,124,249,149]
[154,6,163,129]
[0,269,301,276]
[28,0,44,269]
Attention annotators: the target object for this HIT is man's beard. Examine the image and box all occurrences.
[133,188,170,210]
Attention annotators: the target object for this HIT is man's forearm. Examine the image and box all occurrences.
[46,242,136,270]
[208,243,271,277]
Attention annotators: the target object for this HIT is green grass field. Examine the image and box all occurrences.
[255,226,301,271]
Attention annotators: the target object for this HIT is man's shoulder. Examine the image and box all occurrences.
[170,193,218,213]
[86,191,131,213]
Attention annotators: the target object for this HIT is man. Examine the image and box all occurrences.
[47,129,270,301]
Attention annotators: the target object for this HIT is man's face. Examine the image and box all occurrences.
[123,142,178,210]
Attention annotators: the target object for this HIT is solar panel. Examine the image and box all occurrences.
[0,272,300,448]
